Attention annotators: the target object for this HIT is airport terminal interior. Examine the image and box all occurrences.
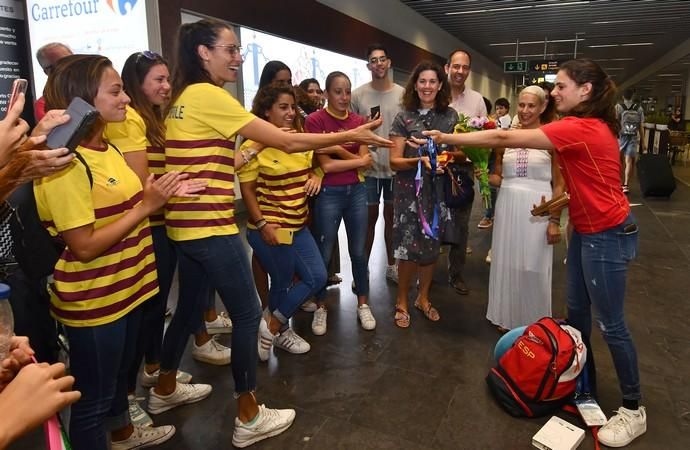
[5,0,690,449]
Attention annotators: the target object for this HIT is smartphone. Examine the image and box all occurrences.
[370,105,380,119]
[275,228,294,245]
[46,97,100,152]
[6,78,28,116]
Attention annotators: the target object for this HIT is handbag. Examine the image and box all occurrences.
[444,163,475,209]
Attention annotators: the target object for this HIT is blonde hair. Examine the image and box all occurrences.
[519,85,546,104]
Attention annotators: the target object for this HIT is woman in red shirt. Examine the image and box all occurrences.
[423,59,645,448]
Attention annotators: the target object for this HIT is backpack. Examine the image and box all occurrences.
[486,317,587,418]
[8,152,93,280]
[620,103,642,136]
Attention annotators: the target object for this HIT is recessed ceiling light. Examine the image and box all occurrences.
[621,42,653,46]
[658,73,682,77]
[588,44,618,48]
[588,43,653,48]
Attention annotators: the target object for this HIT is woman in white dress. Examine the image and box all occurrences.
[486,85,565,331]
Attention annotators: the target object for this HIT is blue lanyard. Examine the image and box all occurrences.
[415,137,440,240]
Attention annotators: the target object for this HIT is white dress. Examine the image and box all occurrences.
[487,148,553,329]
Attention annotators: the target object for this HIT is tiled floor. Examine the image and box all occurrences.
[13,173,690,449]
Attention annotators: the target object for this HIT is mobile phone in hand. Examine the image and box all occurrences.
[275,228,293,245]
[46,97,100,152]
[6,78,28,117]
[370,105,381,119]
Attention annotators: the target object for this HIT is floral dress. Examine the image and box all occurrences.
[390,107,459,264]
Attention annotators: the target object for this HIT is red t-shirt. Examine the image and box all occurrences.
[541,117,629,233]
[304,108,366,186]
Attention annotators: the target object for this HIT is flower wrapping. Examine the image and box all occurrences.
[454,114,496,209]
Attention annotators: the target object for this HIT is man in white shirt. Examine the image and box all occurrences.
[444,49,488,295]
[351,44,404,283]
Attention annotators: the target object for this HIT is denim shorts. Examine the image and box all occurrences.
[618,134,639,158]
[365,176,393,205]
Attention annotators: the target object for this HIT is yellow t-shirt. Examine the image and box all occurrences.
[104,105,166,226]
[34,143,158,327]
[237,140,313,231]
[164,83,255,241]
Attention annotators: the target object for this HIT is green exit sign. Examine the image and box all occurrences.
[504,60,528,73]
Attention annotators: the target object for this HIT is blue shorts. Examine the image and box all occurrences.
[618,134,639,158]
[365,177,393,206]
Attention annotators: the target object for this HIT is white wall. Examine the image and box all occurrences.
[316,0,513,102]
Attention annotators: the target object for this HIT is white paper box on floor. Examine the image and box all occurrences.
[532,416,585,450]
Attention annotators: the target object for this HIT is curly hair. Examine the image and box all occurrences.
[401,60,450,113]
[251,83,302,132]
[558,59,619,135]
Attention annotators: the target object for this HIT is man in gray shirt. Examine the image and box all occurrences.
[351,44,404,283]
[444,49,487,295]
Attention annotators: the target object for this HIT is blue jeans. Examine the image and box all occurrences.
[248,227,326,323]
[160,235,261,394]
[66,306,142,450]
[365,176,393,205]
[566,213,641,401]
[128,225,176,391]
[313,183,369,300]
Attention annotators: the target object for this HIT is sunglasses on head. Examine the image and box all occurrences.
[135,50,162,64]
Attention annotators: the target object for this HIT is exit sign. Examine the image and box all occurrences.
[504,60,528,73]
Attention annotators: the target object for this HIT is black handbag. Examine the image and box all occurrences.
[444,163,475,208]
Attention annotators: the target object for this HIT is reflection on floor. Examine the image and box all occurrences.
[13,175,690,449]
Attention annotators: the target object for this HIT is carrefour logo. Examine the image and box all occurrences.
[106,0,139,15]
[31,1,100,21]
[30,0,139,21]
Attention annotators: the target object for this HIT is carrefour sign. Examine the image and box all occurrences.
[26,0,149,97]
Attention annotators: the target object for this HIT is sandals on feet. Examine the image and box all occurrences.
[414,300,440,321]
[394,308,410,328]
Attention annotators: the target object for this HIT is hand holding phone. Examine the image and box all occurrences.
[275,228,293,245]
[46,97,100,153]
[7,79,28,116]
[370,105,381,120]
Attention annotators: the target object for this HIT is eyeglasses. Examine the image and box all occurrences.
[368,56,388,65]
[211,44,243,56]
[135,50,162,65]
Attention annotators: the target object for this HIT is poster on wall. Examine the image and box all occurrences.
[240,27,367,108]
[0,0,32,121]
[25,0,149,98]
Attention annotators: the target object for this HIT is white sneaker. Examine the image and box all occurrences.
[140,369,192,388]
[231,404,296,448]
[300,299,318,312]
[148,382,213,415]
[485,249,492,264]
[205,311,232,334]
[386,264,399,283]
[597,406,647,448]
[274,328,310,354]
[128,395,153,428]
[258,318,275,362]
[312,306,327,336]
[357,304,377,330]
[111,424,175,450]
[192,336,231,365]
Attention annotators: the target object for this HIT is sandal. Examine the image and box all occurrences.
[394,307,410,328]
[414,300,440,322]
[327,274,342,286]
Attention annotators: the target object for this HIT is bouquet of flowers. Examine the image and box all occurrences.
[453,114,497,209]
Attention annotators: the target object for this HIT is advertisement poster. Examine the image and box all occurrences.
[26,0,149,98]
[240,27,367,108]
[0,0,32,121]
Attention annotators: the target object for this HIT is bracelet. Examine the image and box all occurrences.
[255,219,267,230]
[549,217,561,225]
